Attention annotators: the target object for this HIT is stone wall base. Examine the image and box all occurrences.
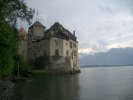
[28,56,80,74]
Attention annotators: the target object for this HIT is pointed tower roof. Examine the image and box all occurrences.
[29,21,46,29]
[18,27,27,37]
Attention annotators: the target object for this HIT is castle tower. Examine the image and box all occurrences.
[44,22,79,72]
[17,27,28,62]
[19,21,80,73]
[28,21,46,40]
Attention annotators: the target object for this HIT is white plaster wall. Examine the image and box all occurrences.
[63,39,70,57]
[69,39,79,68]
[50,37,63,56]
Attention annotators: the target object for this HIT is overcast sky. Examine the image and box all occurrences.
[23,0,133,54]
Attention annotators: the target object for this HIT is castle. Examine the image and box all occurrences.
[17,21,80,73]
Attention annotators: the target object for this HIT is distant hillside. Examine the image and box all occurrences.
[79,48,133,66]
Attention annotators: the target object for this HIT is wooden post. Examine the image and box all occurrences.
[18,62,20,78]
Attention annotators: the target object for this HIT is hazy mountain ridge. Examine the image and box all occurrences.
[79,48,133,66]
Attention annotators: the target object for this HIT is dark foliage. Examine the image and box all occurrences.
[0,0,34,77]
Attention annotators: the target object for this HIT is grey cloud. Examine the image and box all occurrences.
[23,0,133,54]
[91,40,108,51]
[98,5,113,14]
[97,40,108,46]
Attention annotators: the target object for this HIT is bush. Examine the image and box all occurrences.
[13,55,29,77]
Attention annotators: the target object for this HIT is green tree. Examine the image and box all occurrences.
[0,20,14,77]
[0,0,35,25]
[0,0,34,78]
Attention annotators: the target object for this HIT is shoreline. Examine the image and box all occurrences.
[31,69,81,75]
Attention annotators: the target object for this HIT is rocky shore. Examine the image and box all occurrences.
[31,69,81,75]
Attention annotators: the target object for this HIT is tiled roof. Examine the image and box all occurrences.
[29,21,46,28]
[45,22,77,41]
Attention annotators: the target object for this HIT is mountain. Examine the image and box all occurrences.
[79,48,133,66]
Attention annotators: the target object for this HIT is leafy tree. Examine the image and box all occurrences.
[0,0,34,78]
[0,20,14,77]
[13,55,29,77]
[0,0,35,25]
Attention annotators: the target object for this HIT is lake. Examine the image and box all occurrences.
[15,66,133,100]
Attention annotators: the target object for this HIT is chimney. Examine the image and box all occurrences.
[73,30,75,36]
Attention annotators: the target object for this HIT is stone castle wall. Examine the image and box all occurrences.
[18,21,80,73]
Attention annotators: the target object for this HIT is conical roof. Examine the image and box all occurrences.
[18,27,27,37]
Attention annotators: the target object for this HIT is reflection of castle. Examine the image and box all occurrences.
[19,74,80,100]
[18,21,80,73]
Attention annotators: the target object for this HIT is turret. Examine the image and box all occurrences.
[73,30,75,36]
[17,27,28,62]
[28,21,46,40]
[17,27,28,40]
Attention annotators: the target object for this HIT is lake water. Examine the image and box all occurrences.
[15,66,133,100]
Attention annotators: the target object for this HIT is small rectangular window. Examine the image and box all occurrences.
[70,42,72,48]
[56,42,58,46]
[66,50,69,56]
[44,50,46,55]
[55,40,58,46]
[55,49,59,56]
[74,51,77,56]
[71,52,73,59]
[73,43,76,48]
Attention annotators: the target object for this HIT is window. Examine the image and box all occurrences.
[55,49,59,56]
[66,50,69,56]
[70,42,72,48]
[44,50,46,55]
[56,42,58,46]
[71,52,73,59]
[55,40,58,46]
[74,51,77,56]
[73,43,76,48]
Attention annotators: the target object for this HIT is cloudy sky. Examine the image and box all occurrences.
[23,0,133,54]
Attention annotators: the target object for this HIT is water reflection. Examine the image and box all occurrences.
[15,67,133,100]
[16,74,80,100]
